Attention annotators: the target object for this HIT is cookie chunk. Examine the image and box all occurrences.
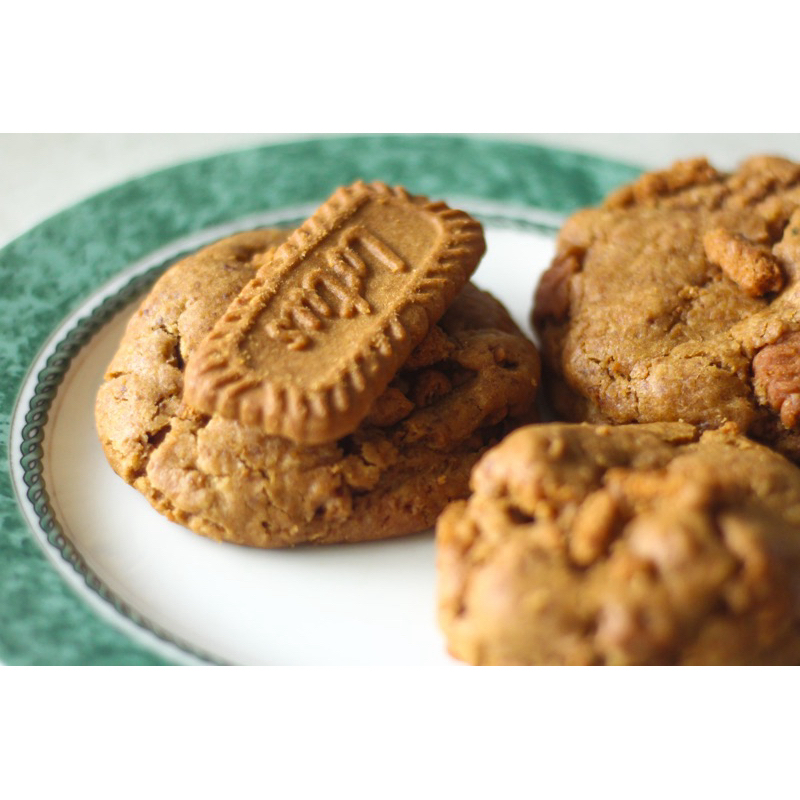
[96,229,540,547]
[533,156,800,460]
[437,422,800,665]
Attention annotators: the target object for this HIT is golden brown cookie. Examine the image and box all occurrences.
[96,229,540,547]
[533,156,800,460]
[184,181,486,444]
[437,422,800,665]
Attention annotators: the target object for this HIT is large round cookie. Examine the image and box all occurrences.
[437,422,800,665]
[95,230,541,547]
[533,156,800,460]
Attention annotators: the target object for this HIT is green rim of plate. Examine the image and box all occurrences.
[0,135,642,665]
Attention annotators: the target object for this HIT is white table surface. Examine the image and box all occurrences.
[2,133,799,249]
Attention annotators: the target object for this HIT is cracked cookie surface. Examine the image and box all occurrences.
[436,422,800,665]
[533,156,800,460]
[95,229,540,547]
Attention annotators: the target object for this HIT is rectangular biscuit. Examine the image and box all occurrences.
[183,181,486,444]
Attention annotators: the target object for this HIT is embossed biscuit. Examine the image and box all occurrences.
[183,181,486,444]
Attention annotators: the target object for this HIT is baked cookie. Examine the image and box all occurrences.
[437,422,800,665]
[533,156,800,460]
[96,229,540,547]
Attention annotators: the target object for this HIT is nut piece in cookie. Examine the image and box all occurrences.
[184,181,486,445]
[533,156,800,461]
[437,422,800,665]
[96,228,540,547]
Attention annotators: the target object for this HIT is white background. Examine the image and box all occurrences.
[3,1,800,793]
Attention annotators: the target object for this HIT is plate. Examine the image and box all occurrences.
[0,136,641,664]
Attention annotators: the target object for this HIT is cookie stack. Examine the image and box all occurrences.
[96,181,541,548]
[436,156,800,665]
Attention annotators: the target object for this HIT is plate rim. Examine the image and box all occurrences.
[0,135,642,664]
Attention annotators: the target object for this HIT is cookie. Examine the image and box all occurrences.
[436,422,800,665]
[533,156,800,460]
[184,181,486,444]
[96,229,540,547]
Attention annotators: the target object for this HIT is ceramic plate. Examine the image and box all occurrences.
[0,136,640,664]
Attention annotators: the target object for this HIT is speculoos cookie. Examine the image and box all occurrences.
[533,156,800,460]
[436,422,800,665]
[185,181,486,444]
[96,197,540,547]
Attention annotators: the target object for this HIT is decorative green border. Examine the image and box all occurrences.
[0,135,641,664]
